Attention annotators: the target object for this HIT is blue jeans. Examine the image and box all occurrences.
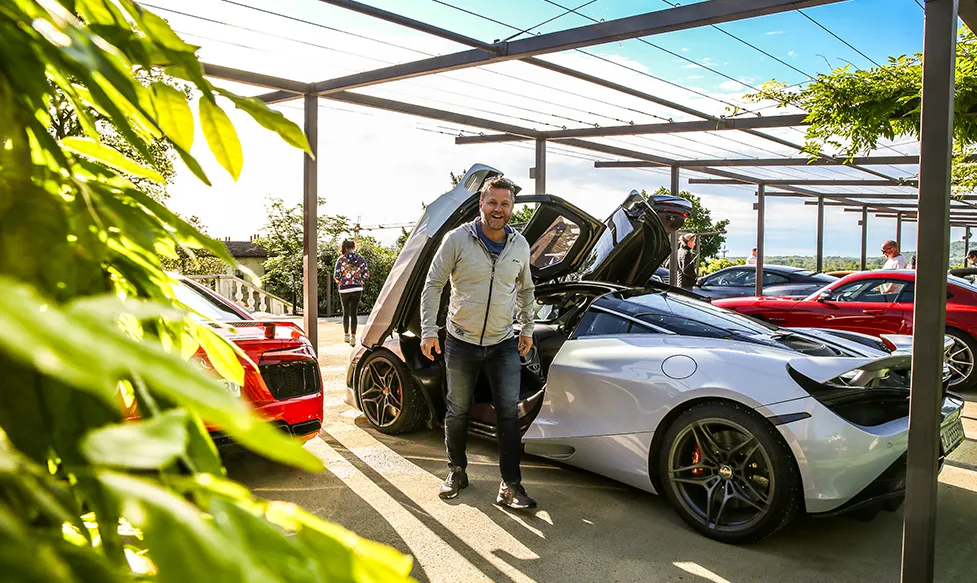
[444,334,523,485]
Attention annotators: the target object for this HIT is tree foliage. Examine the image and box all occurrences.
[0,1,412,581]
[645,187,729,259]
[258,197,400,316]
[745,28,977,189]
[449,168,468,187]
[699,257,745,275]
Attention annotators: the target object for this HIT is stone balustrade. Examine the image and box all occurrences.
[187,274,295,316]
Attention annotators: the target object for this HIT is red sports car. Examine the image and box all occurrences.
[714,269,977,390]
[162,278,324,444]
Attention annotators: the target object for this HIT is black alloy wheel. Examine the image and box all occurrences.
[357,351,426,435]
[659,402,799,544]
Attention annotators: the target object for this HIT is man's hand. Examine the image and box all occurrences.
[518,335,533,357]
[421,337,441,360]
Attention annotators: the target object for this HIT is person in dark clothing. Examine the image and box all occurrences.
[333,239,369,346]
[676,234,698,290]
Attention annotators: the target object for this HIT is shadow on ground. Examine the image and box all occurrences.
[227,414,977,583]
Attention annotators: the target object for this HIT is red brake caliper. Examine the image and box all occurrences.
[692,445,704,476]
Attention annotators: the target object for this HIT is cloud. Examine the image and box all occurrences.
[717,80,745,91]
[787,50,797,57]
[686,75,704,80]
[682,63,702,69]
[680,47,688,52]
[766,30,785,35]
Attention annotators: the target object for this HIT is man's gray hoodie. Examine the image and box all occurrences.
[420,221,535,346]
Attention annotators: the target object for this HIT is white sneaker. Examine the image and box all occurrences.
[349,335,356,346]
[344,333,350,343]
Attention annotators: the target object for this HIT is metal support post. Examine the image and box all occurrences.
[897,212,904,250]
[860,206,868,271]
[901,1,957,581]
[669,167,680,286]
[816,196,825,272]
[965,227,971,264]
[303,94,319,354]
[755,184,765,297]
[535,138,547,194]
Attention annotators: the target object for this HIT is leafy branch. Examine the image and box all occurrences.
[0,0,414,581]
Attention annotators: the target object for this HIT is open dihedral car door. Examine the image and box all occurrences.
[516,194,605,284]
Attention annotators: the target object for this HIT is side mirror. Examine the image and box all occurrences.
[696,277,705,287]
[817,291,833,302]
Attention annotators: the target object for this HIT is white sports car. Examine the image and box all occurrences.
[347,165,965,543]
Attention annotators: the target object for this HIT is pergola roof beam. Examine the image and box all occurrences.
[318,0,501,53]
[689,178,919,187]
[200,63,543,138]
[807,201,974,209]
[322,91,542,138]
[249,0,899,183]
[202,63,312,94]
[304,0,846,95]
[456,114,810,144]
[593,155,920,168]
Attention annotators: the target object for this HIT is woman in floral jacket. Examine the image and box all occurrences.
[334,239,369,346]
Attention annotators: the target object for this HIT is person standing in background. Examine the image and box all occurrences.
[676,234,698,290]
[746,248,757,265]
[881,240,908,270]
[334,239,369,346]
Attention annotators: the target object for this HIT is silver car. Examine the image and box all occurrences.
[346,165,965,543]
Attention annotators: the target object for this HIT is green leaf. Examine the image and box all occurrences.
[274,503,415,583]
[152,81,194,152]
[216,88,311,155]
[99,472,243,583]
[209,498,323,583]
[62,136,164,183]
[194,325,245,386]
[199,97,243,180]
[0,279,321,472]
[185,411,225,476]
[82,409,189,469]
[173,143,212,186]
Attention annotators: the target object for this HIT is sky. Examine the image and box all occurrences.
[149,0,951,257]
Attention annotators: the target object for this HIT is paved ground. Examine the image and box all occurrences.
[227,317,977,583]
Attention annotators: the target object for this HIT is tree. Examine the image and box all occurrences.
[48,68,185,202]
[0,2,412,582]
[512,204,536,227]
[645,187,730,260]
[745,28,977,189]
[158,214,231,275]
[449,168,469,187]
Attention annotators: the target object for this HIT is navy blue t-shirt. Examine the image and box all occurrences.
[477,221,510,261]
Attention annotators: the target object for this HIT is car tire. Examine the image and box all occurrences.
[357,351,427,435]
[945,329,977,391]
[658,401,800,544]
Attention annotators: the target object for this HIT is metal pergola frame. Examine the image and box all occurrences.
[195,1,977,580]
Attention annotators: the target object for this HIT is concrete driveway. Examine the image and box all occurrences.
[227,318,977,583]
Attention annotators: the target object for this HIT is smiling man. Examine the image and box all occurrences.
[419,176,537,509]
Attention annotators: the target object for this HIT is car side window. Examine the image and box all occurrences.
[529,216,581,269]
[897,283,914,303]
[762,272,789,286]
[708,268,749,287]
[574,311,631,337]
[832,279,905,303]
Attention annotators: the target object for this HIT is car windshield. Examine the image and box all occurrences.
[173,281,242,322]
[616,291,778,336]
[949,274,977,294]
